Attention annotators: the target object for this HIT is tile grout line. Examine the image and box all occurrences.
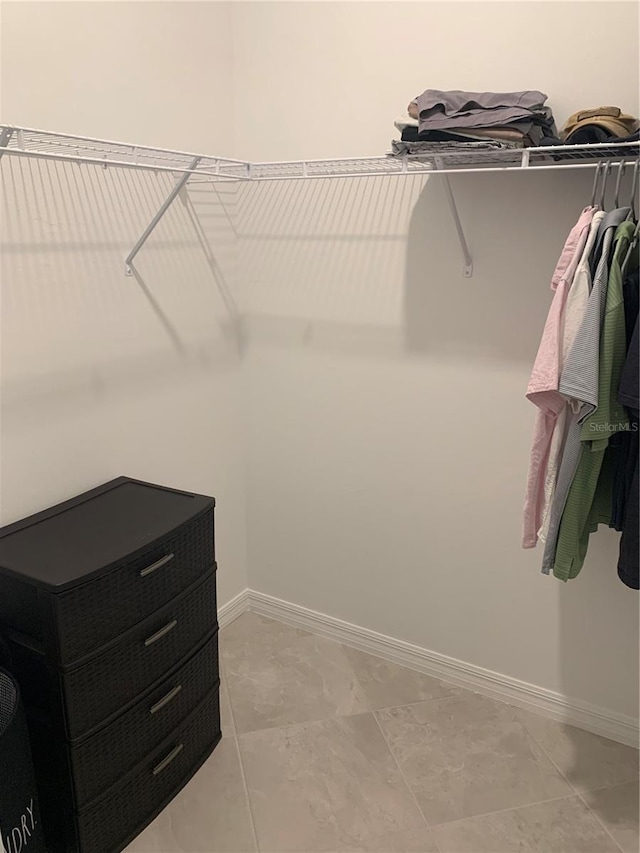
[342,640,444,851]
[339,643,440,853]
[233,737,262,853]
[578,779,640,797]
[228,692,465,739]
[575,789,629,853]
[428,790,596,829]
[516,718,627,853]
[361,691,465,715]
[222,675,261,853]
[371,711,442,853]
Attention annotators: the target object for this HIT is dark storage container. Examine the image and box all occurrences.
[0,668,46,853]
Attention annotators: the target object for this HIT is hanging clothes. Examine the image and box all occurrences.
[524,157,638,587]
[610,266,639,531]
[552,222,636,581]
[540,207,630,571]
[617,314,639,589]
[522,208,600,549]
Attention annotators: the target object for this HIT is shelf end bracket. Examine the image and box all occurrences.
[0,126,14,160]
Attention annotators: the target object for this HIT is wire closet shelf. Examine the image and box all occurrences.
[1,124,637,284]
[1,125,638,180]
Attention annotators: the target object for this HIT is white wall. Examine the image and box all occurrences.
[1,0,638,722]
[0,2,247,606]
[234,1,640,719]
[0,1,236,156]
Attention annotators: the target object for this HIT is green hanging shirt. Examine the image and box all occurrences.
[553,221,636,581]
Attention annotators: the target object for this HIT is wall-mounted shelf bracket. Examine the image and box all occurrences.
[434,157,473,278]
[124,156,202,275]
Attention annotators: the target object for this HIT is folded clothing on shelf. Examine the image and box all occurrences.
[390,96,639,164]
[403,89,559,148]
[389,138,518,158]
[561,106,639,144]
[394,115,418,133]
[411,89,548,128]
[535,106,639,159]
[399,124,535,146]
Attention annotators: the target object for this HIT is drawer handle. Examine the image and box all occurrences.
[139,553,175,578]
[144,619,178,647]
[150,684,183,715]
[152,743,184,776]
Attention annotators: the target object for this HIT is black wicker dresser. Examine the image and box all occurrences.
[0,477,220,853]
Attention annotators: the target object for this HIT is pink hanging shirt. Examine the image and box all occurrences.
[522,206,597,549]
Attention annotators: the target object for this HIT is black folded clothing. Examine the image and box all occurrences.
[538,128,639,161]
[565,125,639,145]
[401,126,491,143]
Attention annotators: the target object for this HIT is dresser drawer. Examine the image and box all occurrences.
[77,689,221,853]
[70,633,219,808]
[54,508,214,664]
[63,571,217,739]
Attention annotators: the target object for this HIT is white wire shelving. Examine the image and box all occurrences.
[0,125,249,179]
[246,141,640,180]
[2,124,638,281]
[2,124,638,177]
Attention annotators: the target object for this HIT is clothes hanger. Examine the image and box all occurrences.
[598,160,613,210]
[590,162,602,207]
[614,161,626,208]
[620,218,639,277]
[619,160,639,275]
[625,158,639,222]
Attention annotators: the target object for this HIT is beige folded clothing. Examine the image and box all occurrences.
[561,106,639,140]
[455,126,528,144]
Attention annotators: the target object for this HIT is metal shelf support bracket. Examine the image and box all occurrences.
[434,157,473,277]
[125,156,201,275]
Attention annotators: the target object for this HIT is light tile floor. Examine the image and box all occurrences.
[126,612,639,853]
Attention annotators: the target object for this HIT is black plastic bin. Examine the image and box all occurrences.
[0,668,46,853]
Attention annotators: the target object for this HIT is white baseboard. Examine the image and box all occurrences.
[219,588,639,748]
[218,588,251,629]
